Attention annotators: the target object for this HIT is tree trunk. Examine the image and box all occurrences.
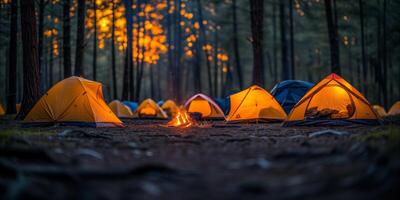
[74,0,86,76]
[196,0,213,96]
[111,1,117,99]
[324,0,341,74]
[289,0,295,79]
[250,0,265,86]
[16,0,40,120]
[194,38,202,92]
[49,39,54,88]
[174,0,182,102]
[6,0,18,114]
[122,0,134,101]
[63,0,72,78]
[280,1,289,80]
[359,0,367,94]
[272,2,278,83]
[232,0,243,89]
[92,0,97,80]
[38,0,46,93]
[213,29,219,97]
[382,0,387,107]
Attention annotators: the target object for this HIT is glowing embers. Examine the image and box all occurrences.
[166,107,195,128]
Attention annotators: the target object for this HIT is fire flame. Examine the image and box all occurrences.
[167,107,195,128]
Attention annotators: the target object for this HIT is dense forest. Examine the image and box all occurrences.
[0,0,399,116]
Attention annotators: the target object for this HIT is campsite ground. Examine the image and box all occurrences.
[0,117,399,200]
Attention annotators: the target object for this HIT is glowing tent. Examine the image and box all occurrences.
[16,103,21,113]
[271,80,314,114]
[284,73,380,126]
[184,94,225,119]
[23,76,123,127]
[134,98,168,119]
[372,105,387,118]
[109,100,133,118]
[0,104,5,115]
[225,85,287,122]
[161,100,179,117]
[388,101,400,116]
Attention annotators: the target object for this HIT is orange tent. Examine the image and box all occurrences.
[372,105,387,117]
[226,85,287,122]
[388,101,400,116]
[184,93,225,119]
[0,104,5,115]
[109,100,133,118]
[23,76,123,127]
[161,100,179,117]
[16,103,21,113]
[134,98,168,119]
[284,73,380,126]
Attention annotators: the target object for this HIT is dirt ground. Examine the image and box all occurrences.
[0,118,399,200]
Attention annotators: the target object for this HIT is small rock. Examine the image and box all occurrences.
[76,148,103,160]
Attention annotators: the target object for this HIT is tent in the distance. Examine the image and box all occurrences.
[225,85,287,122]
[134,98,168,119]
[284,73,380,126]
[16,103,21,113]
[184,93,225,119]
[157,100,164,107]
[123,101,138,112]
[271,80,314,114]
[161,100,179,117]
[0,104,5,115]
[372,105,387,118]
[109,100,133,118]
[215,98,230,115]
[23,76,123,127]
[388,101,400,116]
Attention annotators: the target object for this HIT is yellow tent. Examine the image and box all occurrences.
[388,101,400,116]
[284,73,380,126]
[226,85,287,122]
[372,105,387,117]
[161,100,179,117]
[0,104,5,115]
[109,100,133,118]
[134,98,168,119]
[184,93,225,119]
[23,76,123,127]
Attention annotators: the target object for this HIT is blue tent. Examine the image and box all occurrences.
[157,100,164,107]
[271,80,314,114]
[122,101,138,112]
[214,98,230,115]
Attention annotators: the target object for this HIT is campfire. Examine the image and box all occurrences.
[166,107,196,128]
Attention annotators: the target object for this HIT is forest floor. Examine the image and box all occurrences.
[0,117,399,200]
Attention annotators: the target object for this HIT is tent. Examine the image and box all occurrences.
[157,100,164,107]
[16,103,21,113]
[0,104,5,115]
[388,101,400,116]
[133,98,168,119]
[184,93,225,119]
[226,85,287,122]
[372,105,387,118]
[161,100,179,117]
[215,98,230,115]
[284,73,380,126]
[123,101,138,112]
[109,100,133,118]
[23,76,123,127]
[271,80,314,114]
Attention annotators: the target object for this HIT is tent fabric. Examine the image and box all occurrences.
[123,101,138,112]
[226,85,287,122]
[134,98,168,119]
[184,94,225,119]
[157,100,164,107]
[16,103,21,113]
[215,98,230,115]
[0,104,5,115]
[284,73,380,126]
[161,100,179,117]
[23,76,123,127]
[109,100,133,118]
[388,101,400,116]
[372,105,387,118]
[271,80,314,114]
